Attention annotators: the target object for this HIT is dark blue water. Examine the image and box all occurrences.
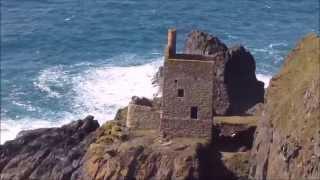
[1,0,319,143]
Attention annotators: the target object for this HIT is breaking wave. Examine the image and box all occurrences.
[1,56,162,144]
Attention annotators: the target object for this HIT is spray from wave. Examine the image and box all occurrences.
[1,57,162,144]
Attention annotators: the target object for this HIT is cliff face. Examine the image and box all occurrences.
[249,33,320,180]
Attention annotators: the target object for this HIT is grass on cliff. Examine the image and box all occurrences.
[88,121,128,157]
[266,33,320,138]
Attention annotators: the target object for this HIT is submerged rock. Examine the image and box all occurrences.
[249,33,320,180]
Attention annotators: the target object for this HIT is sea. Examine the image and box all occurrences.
[1,0,319,144]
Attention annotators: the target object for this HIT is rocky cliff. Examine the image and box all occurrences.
[249,33,320,180]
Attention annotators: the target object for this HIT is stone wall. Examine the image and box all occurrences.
[126,103,161,129]
[160,118,212,138]
[162,58,215,121]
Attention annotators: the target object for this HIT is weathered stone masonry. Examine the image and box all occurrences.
[126,98,161,129]
[160,29,214,139]
[125,29,215,139]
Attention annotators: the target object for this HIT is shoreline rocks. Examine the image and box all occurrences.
[0,115,99,180]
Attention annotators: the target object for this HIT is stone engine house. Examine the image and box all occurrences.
[126,29,215,139]
[159,29,213,138]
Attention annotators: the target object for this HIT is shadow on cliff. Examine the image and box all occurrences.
[212,126,256,152]
[197,125,255,180]
[197,144,237,179]
[224,46,265,115]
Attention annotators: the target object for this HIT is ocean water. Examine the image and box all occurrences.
[1,0,319,143]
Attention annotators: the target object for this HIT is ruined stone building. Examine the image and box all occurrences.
[127,29,221,139]
[159,29,214,138]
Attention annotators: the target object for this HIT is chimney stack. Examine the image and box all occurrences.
[165,28,176,58]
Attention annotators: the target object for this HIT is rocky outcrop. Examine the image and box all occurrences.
[224,45,265,115]
[249,33,320,180]
[78,121,204,179]
[154,30,264,115]
[184,30,228,55]
[0,118,206,180]
[0,115,99,180]
[114,106,128,126]
[184,31,264,115]
[80,120,256,180]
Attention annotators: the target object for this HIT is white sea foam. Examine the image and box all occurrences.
[11,101,36,112]
[33,66,68,98]
[1,57,162,144]
[70,58,162,123]
[0,117,72,144]
[256,73,272,88]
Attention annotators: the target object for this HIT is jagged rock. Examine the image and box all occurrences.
[249,33,320,180]
[184,30,228,55]
[0,115,99,180]
[224,45,265,115]
[114,106,128,126]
